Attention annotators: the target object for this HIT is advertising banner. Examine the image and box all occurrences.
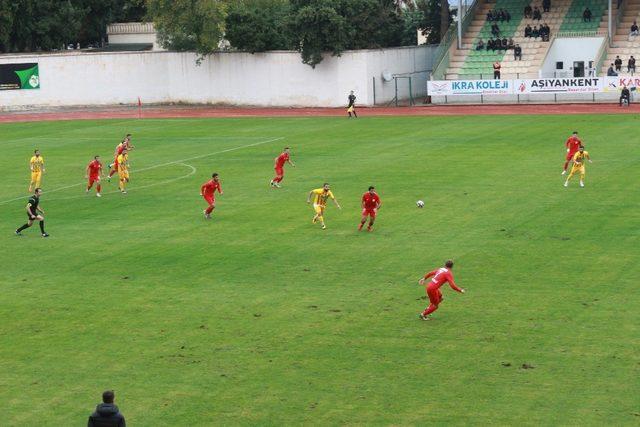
[603,76,640,92]
[428,79,512,96]
[513,77,603,94]
[0,63,40,90]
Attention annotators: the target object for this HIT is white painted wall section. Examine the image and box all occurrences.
[0,46,436,110]
[541,37,604,77]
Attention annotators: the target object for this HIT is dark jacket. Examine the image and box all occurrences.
[88,403,126,427]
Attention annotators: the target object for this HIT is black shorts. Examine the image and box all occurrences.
[27,211,39,220]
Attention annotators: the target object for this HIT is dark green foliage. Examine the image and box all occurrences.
[225,0,294,53]
[0,0,146,53]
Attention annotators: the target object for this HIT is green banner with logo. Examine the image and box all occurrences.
[0,63,40,90]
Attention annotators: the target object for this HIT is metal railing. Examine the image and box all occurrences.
[612,0,626,46]
[595,34,611,73]
[555,29,607,37]
[431,0,482,80]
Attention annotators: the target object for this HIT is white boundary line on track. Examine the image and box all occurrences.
[0,136,284,206]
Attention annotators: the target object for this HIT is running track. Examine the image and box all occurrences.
[0,103,638,123]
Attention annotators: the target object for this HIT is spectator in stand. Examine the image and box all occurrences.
[525,24,532,37]
[532,25,540,38]
[533,7,542,20]
[497,9,505,21]
[487,9,494,21]
[524,4,532,18]
[583,7,592,22]
[476,39,485,50]
[514,44,522,60]
[631,21,639,36]
[620,85,630,106]
[487,38,494,51]
[543,0,551,12]
[493,61,501,79]
[540,23,551,41]
[508,37,515,49]
[491,22,500,37]
[88,391,126,427]
[628,55,636,74]
[607,63,618,76]
[614,56,623,72]
[501,37,508,49]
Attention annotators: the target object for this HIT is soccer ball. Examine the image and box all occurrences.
[416,200,425,208]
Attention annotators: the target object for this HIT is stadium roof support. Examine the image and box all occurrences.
[457,0,463,49]
[608,0,612,46]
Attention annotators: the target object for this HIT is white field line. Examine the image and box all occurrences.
[0,137,283,206]
[47,163,197,201]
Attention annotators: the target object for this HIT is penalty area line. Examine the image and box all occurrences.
[0,136,284,206]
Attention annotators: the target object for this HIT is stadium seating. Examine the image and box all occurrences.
[456,0,529,78]
[499,0,575,78]
[601,0,640,74]
[559,0,609,32]
[445,0,612,79]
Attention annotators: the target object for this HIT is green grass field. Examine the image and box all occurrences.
[1,115,638,425]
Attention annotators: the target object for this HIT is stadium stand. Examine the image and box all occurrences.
[602,0,640,74]
[445,0,612,79]
[559,0,609,32]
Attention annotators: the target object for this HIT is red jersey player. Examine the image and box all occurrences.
[359,186,381,231]
[270,147,295,188]
[107,135,132,181]
[417,260,465,320]
[562,131,582,175]
[200,172,223,219]
[85,155,104,197]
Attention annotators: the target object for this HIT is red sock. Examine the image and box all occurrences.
[97,184,102,192]
[423,304,438,316]
[206,206,214,214]
[274,176,283,183]
[87,184,92,190]
[563,161,569,171]
[109,169,116,177]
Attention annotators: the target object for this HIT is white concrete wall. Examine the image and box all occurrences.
[541,37,604,77]
[0,46,436,110]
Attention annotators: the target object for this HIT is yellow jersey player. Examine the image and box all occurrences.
[564,146,592,188]
[307,183,341,229]
[117,149,129,194]
[28,149,45,192]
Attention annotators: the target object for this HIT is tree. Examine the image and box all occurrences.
[6,0,84,52]
[417,0,451,44]
[147,0,227,58]
[0,0,13,52]
[289,0,349,68]
[76,0,147,46]
[225,0,294,53]
[334,0,404,50]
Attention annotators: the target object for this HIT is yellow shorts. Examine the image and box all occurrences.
[313,203,325,214]
[118,170,129,181]
[570,166,585,175]
[30,171,41,183]
[347,106,354,113]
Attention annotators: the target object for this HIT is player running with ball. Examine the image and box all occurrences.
[564,146,592,188]
[417,260,465,320]
[359,186,381,232]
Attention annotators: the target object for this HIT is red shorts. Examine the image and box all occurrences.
[203,194,215,206]
[426,285,443,305]
[275,166,284,176]
[88,175,100,185]
[362,208,377,218]
[566,151,577,161]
